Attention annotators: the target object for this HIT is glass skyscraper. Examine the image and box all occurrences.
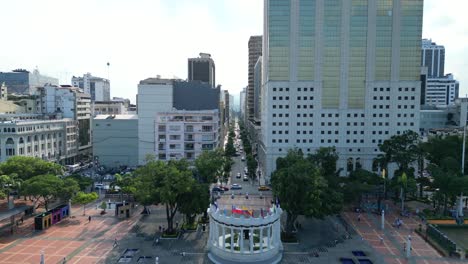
[259,0,424,180]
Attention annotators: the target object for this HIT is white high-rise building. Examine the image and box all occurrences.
[72,73,110,102]
[425,74,459,107]
[259,0,424,179]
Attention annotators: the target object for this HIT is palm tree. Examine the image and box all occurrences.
[399,173,408,212]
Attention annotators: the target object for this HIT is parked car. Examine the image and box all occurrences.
[258,186,271,191]
[220,186,229,191]
[231,184,242,190]
[236,173,241,179]
[212,187,224,194]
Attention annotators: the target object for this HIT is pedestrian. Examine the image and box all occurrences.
[62,257,67,264]
[21,216,24,224]
[380,236,384,244]
[159,225,162,232]
[358,213,361,222]
[88,216,91,223]
[113,238,118,248]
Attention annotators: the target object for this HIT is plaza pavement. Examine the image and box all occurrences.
[342,202,466,264]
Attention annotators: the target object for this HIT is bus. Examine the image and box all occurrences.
[66,164,81,173]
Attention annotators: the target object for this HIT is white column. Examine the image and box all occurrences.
[240,228,244,253]
[260,227,264,252]
[222,225,226,250]
[267,226,271,249]
[249,228,254,253]
[230,228,234,253]
[215,223,219,247]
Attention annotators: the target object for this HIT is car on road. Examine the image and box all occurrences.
[241,156,245,161]
[231,184,242,190]
[219,186,230,191]
[258,186,271,191]
[236,172,241,179]
[211,187,224,194]
[243,176,249,182]
[244,167,248,173]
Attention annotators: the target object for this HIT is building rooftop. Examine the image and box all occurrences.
[94,114,138,120]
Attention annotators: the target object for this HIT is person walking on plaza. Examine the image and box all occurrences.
[88,216,91,223]
[113,238,118,248]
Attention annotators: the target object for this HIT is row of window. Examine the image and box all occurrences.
[372,87,416,92]
[272,87,315,92]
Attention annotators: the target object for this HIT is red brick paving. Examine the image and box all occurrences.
[0,204,140,264]
[343,203,460,264]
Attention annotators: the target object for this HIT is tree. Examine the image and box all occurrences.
[158,161,194,234]
[133,159,197,234]
[59,177,80,201]
[0,174,21,205]
[378,130,421,175]
[225,137,236,157]
[221,157,233,186]
[72,192,98,216]
[178,183,210,225]
[343,169,383,205]
[271,149,329,235]
[246,154,257,182]
[112,173,136,201]
[424,135,467,174]
[69,174,93,191]
[22,174,64,211]
[194,149,224,183]
[308,147,340,188]
[100,201,107,212]
[0,156,63,181]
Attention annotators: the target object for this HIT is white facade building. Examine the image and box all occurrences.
[155,110,219,161]
[259,0,423,179]
[137,78,174,164]
[72,73,110,102]
[37,85,92,159]
[425,74,459,107]
[240,88,246,122]
[0,116,77,163]
[94,101,128,116]
[93,115,138,168]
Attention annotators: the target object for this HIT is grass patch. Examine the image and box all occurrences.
[162,231,179,238]
[182,222,198,230]
[281,232,298,243]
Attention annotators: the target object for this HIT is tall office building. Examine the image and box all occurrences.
[421,39,445,78]
[240,88,246,121]
[259,0,424,180]
[0,69,58,95]
[72,73,111,102]
[188,53,216,88]
[247,36,263,121]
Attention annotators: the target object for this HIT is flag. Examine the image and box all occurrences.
[275,196,280,208]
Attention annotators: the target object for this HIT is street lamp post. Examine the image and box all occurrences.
[460,124,466,218]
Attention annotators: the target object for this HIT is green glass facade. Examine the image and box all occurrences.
[268,0,290,81]
[322,0,342,109]
[400,0,423,81]
[348,0,368,109]
[298,0,315,81]
[375,0,393,81]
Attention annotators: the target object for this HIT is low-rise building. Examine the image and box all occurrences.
[93,115,138,168]
[155,110,219,161]
[93,101,128,116]
[0,115,77,163]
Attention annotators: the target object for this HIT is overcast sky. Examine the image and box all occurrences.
[0,0,466,104]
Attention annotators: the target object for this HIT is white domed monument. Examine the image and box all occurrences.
[207,196,283,264]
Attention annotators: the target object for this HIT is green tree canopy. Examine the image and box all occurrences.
[178,183,210,225]
[378,130,421,175]
[271,149,334,235]
[22,174,65,211]
[68,174,93,191]
[194,149,224,183]
[72,191,98,215]
[0,156,63,181]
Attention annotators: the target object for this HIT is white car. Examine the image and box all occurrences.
[241,156,245,161]
[236,173,241,179]
[231,184,242,190]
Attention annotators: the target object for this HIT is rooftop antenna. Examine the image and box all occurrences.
[106,62,110,81]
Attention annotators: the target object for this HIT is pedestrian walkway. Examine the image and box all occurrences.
[0,203,141,263]
[343,202,464,264]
